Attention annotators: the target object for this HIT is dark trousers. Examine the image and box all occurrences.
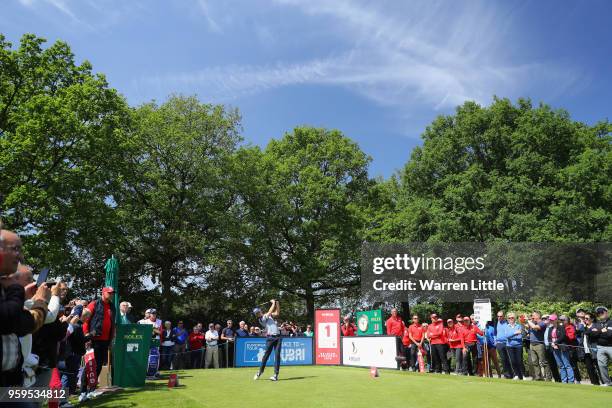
[173,343,186,370]
[430,344,449,373]
[226,342,235,368]
[545,346,561,382]
[453,347,465,374]
[258,336,282,376]
[190,349,203,369]
[60,354,82,395]
[465,343,478,375]
[496,342,513,379]
[507,346,523,379]
[584,352,600,385]
[95,340,109,378]
[160,345,174,370]
[408,343,420,370]
[568,348,582,382]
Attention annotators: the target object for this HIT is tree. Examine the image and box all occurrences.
[381,97,611,243]
[0,33,129,281]
[111,95,241,317]
[230,127,373,321]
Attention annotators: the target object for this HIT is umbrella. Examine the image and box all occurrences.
[104,255,120,324]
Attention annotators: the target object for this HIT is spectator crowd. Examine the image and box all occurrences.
[1,225,611,408]
[0,225,315,406]
[378,307,612,387]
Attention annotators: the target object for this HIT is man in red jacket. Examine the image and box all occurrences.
[447,319,466,374]
[462,316,483,376]
[406,315,424,372]
[386,308,406,368]
[188,325,205,369]
[427,313,449,374]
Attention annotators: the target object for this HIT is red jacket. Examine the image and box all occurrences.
[188,332,204,350]
[462,324,483,343]
[427,320,446,344]
[447,326,465,349]
[386,316,405,337]
[402,327,411,346]
[408,323,424,343]
[565,324,577,344]
[341,323,357,337]
[86,300,112,341]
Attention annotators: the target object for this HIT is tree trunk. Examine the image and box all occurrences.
[400,301,411,323]
[305,288,315,323]
[160,265,173,318]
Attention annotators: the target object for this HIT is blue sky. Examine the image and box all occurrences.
[2,0,611,177]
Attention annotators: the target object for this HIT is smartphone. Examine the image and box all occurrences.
[36,268,50,287]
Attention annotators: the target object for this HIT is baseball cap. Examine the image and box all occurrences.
[549,314,558,321]
[149,308,157,314]
[252,307,261,315]
[575,307,586,314]
[102,286,115,294]
[595,306,608,315]
[446,318,453,323]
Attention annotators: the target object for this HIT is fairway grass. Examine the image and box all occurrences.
[84,366,611,408]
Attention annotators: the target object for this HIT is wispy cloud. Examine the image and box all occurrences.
[196,0,222,33]
[140,0,579,110]
[19,0,84,25]
[16,0,147,32]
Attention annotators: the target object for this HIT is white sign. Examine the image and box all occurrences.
[317,322,338,348]
[341,336,398,369]
[473,298,492,328]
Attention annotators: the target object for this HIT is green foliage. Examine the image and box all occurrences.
[502,301,600,319]
[228,127,373,320]
[110,95,242,316]
[0,33,129,280]
[377,98,611,243]
[2,34,610,323]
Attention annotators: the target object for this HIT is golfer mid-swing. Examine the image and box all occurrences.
[253,299,282,381]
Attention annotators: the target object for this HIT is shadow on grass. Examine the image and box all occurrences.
[278,376,317,381]
[79,382,184,407]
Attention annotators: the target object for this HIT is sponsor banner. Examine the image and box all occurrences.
[315,309,341,365]
[234,337,313,367]
[113,324,152,388]
[341,336,398,369]
[356,309,383,335]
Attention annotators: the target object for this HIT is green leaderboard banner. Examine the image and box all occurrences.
[113,324,152,388]
[356,309,383,335]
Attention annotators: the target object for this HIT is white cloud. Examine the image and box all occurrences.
[196,0,222,33]
[141,0,578,111]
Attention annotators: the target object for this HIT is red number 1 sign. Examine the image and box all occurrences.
[315,309,341,365]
